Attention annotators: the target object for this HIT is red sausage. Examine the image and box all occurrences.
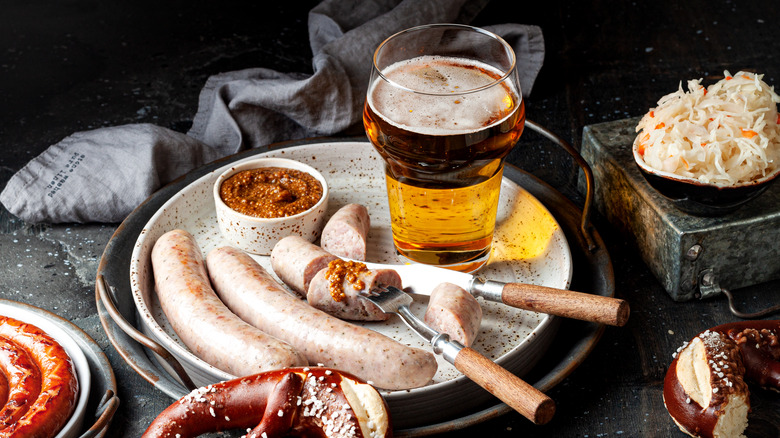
[424,282,483,347]
[151,229,306,377]
[206,246,437,390]
[0,316,78,438]
[271,235,338,297]
[320,203,371,261]
[306,265,397,321]
[0,337,42,429]
[0,375,7,413]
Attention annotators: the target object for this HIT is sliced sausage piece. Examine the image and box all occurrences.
[424,282,483,347]
[151,229,306,376]
[320,203,371,261]
[306,261,396,321]
[0,336,42,428]
[271,235,338,297]
[206,246,437,390]
[0,316,78,438]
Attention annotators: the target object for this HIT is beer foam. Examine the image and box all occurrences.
[369,55,520,136]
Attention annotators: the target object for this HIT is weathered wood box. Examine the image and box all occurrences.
[579,118,780,301]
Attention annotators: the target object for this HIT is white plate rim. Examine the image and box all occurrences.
[128,141,573,397]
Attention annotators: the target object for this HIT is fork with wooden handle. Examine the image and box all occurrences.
[360,285,556,425]
[359,261,629,327]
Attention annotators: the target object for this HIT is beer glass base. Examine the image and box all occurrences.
[393,245,491,274]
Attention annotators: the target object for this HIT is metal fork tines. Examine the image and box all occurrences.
[362,284,439,343]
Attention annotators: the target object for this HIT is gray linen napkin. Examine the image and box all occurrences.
[188,0,545,150]
[0,125,223,223]
[0,0,545,224]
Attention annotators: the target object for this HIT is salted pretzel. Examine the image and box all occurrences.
[142,367,392,438]
[663,320,779,438]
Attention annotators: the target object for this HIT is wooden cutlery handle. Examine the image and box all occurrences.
[502,283,630,326]
[453,347,555,425]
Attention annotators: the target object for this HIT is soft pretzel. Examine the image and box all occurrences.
[142,367,392,438]
[711,320,780,391]
[663,320,779,438]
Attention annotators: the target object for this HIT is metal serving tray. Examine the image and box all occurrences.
[97,127,614,436]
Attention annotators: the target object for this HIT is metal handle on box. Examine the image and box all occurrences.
[526,119,597,251]
[96,275,198,391]
[697,269,780,318]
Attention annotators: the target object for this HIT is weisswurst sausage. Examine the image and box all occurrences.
[320,203,371,261]
[207,246,437,390]
[151,229,306,377]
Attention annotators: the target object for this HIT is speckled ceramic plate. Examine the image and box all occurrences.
[128,141,572,428]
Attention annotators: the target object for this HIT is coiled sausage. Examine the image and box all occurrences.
[0,316,78,438]
[0,337,42,429]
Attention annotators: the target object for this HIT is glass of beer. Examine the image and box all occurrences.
[363,24,525,272]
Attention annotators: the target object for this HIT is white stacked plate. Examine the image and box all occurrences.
[128,141,573,428]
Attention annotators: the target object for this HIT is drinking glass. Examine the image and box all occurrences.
[363,24,525,272]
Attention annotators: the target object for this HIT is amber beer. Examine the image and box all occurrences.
[364,54,525,272]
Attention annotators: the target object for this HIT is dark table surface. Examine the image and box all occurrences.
[2,1,779,437]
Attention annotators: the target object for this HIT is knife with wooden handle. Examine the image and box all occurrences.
[360,261,629,326]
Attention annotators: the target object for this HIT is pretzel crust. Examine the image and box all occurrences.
[141,367,392,438]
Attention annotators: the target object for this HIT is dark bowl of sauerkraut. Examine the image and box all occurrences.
[634,145,780,215]
[633,70,780,216]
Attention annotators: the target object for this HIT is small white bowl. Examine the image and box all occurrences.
[213,157,329,255]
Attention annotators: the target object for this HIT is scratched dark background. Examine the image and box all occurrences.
[1,1,778,436]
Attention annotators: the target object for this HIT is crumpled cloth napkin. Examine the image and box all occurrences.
[0,0,545,224]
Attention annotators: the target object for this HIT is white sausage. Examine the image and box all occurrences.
[271,235,338,297]
[306,266,397,321]
[320,203,371,260]
[151,229,306,376]
[206,245,437,390]
[424,282,482,347]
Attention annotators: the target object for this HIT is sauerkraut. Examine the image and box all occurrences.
[635,70,780,186]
